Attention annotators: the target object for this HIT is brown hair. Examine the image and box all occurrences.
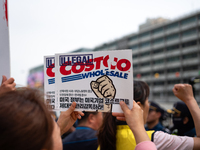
[97,113,116,150]
[97,80,149,150]
[0,88,54,150]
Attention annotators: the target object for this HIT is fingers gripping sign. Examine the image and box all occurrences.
[90,75,116,112]
[57,102,84,135]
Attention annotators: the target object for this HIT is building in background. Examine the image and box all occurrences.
[28,11,200,103]
[139,17,171,32]
[92,11,200,103]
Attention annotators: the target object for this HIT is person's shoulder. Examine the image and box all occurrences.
[62,131,77,143]
[155,123,171,133]
[63,127,97,143]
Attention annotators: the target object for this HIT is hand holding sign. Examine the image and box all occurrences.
[90,75,116,112]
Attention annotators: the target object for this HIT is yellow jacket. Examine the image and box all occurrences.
[98,125,154,150]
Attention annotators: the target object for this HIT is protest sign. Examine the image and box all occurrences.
[44,56,56,110]
[0,0,10,80]
[54,50,133,112]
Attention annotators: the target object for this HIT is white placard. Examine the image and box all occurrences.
[44,56,56,110]
[0,0,10,80]
[54,50,133,112]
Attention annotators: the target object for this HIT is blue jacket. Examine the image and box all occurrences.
[145,122,171,133]
[62,126,98,150]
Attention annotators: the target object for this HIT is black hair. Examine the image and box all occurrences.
[78,111,98,124]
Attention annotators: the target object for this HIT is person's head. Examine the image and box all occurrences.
[168,101,194,134]
[146,101,163,124]
[78,111,103,130]
[133,80,150,123]
[97,80,150,150]
[0,88,62,150]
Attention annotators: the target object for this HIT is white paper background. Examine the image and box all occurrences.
[55,50,133,112]
[44,55,56,109]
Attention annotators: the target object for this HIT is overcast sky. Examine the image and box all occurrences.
[8,0,200,86]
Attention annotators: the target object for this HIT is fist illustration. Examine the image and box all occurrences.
[90,75,116,112]
[90,75,116,99]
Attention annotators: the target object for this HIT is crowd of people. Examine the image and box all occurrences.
[0,75,200,150]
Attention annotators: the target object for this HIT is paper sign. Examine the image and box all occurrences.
[0,0,10,80]
[54,50,133,112]
[44,56,56,110]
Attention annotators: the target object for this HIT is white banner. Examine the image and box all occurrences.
[0,0,10,80]
[55,50,133,112]
[44,56,56,110]
[44,50,133,112]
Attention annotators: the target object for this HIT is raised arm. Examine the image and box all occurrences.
[113,101,157,150]
[173,84,200,150]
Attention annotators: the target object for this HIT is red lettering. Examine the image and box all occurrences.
[72,63,85,73]
[117,59,131,71]
[59,56,131,75]
[94,56,103,69]
[46,64,55,77]
[103,55,109,67]
[85,59,94,71]
[111,57,118,70]
[60,62,72,75]
[59,60,93,76]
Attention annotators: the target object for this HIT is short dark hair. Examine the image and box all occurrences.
[0,88,54,150]
[134,80,149,105]
[78,111,98,124]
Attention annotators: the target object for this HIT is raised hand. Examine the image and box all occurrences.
[0,75,16,95]
[173,84,195,104]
